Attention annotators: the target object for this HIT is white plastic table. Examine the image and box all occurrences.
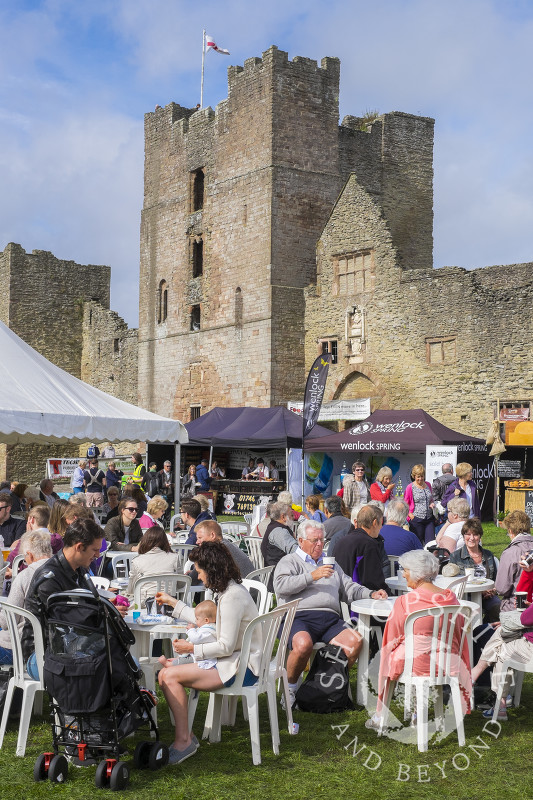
[385,575,495,612]
[124,615,188,660]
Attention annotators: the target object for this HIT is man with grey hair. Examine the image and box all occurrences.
[436,496,471,553]
[39,479,59,509]
[260,501,298,590]
[323,496,354,550]
[380,498,422,557]
[274,518,387,707]
[0,529,52,664]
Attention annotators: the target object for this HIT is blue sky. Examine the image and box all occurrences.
[1,0,532,327]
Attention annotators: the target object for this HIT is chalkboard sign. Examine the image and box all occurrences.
[497,460,522,478]
[525,491,533,526]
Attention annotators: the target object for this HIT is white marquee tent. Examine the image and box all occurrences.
[0,321,188,446]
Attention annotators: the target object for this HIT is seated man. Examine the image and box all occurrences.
[324,495,354,550]
[380,498,422,557]
[436,497,470,552]
[191,520,255,579]
[0,491,26,547]
[335,504,389,592]
[181,498,212,545]
[273,519,387,707]
[0,529,53,665]
[39,479,60,509]
[260,501,298,590]
[22,518,105,676]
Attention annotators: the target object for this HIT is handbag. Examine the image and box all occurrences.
[295,644,354,713]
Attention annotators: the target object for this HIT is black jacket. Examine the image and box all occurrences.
[22,551,88,660]
[334,528,388,592]
[104,515,143,551]
[0,515,27,547]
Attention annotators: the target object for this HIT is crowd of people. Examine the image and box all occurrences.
[0,454,532,766]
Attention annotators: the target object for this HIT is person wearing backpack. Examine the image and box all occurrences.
[273,518,388,709]
[83,459,106,507]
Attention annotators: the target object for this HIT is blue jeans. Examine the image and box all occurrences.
[0,646,13,665]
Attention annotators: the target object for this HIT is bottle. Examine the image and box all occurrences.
[340,461,349,484]
[395,477,403,497]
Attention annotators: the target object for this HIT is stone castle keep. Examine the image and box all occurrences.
[1,45,532,478]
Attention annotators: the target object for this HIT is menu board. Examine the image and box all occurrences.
[497,460,522,478]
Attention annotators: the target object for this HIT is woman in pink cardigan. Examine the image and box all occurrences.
[404,464,435,545]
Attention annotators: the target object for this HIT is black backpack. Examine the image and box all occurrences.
[295,644,355,714]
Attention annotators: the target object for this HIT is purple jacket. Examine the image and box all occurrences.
[441,479,481,518]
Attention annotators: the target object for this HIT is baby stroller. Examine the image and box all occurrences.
[34,583,169,789]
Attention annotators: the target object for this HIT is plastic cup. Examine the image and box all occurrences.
[323,557,335,566]
[132,610,141,621]
[464,568,475,580]
[515,592,527,609]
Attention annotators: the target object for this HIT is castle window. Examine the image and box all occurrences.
[235,287,243,327]
[157,279,168,323]
[333,250,374,296]
[192,238,203,278]
[190,305,201,331]
[319,339,338,364]
[113,338,119,353]
[426,336,456,365]
[190,405,201,421]
[191,168,205,212]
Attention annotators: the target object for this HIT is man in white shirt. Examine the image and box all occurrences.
[436,497,470,552]
[248,458,269,480]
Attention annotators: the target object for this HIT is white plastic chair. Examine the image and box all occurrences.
[242,537,264,571]
[442,575,468,600]
[244,514,253,528]
[246,566,274,586]
[169,514,184,533]
[133,573,191,610]
[492,653,533,720]
[242,578,270,615]
[111,553,137,579]
[11,555,26,579]
[0,599,45,756]
[378,603,475,752]
[423,539,438,551]
[387,555,401,578]
[220,522,250,537]
[188,601,300,764]
[171,544,196,571]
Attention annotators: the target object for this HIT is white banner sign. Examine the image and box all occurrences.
[425,445,458,482]
[287,399,370,422]
[47,457,135,480]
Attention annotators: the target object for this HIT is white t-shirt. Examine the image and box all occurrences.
[441,521,465,551]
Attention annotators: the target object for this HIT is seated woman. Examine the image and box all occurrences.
[301,495,326,523]
[126,526,179,607]
[122,484,148,518]
[472,560,533,720]
[0,529,52,664]
[102,486,120,520]
[104,498,143,552]
[138,495,168,530]
[449,517,500,622]
[495,510,533,612]
[367,549,471,729]
[156,541,261,765]
[370,467,395,508]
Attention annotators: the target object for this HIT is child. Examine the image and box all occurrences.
[302,494,327,523]
[158,599,217,669]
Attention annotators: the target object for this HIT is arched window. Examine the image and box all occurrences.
[192,238,203,278]
[191,168,205,211]
[235,287,243,327]
[157,279,168,323]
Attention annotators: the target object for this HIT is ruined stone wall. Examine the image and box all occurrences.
[305,173,533,439]
[81,302,138,405]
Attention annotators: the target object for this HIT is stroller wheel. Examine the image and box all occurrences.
[34,752,53,781]
[110,761,130,791]
[133,741,151,769]
[95,760,109,788]
[149,741,169,770]
[48,754,69,783]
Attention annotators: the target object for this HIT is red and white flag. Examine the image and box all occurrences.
[206,35,230,55]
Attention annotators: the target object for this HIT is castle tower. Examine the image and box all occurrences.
[138,46,345,420]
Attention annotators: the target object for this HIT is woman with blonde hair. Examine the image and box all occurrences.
[370,466,395,507]
[138,495,168,530]
[403,464,435,544]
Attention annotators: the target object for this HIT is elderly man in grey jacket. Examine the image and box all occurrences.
[273,518,388,708]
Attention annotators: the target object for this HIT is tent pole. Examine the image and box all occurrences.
[208,445,213,474]
[174,442,181,518]
[285,447,289,490]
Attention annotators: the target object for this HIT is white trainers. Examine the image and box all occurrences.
[280,687,296,711]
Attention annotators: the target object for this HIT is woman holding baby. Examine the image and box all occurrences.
[156,540,261,765]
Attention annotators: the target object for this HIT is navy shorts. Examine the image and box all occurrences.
[224,667,258,687]
[289,610,346,647]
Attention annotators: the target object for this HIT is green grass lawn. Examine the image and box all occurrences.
[0,519,527,799]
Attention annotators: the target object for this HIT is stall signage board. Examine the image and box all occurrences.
[497,460,522,478]
[219,491,275,516]
[47,457,134,480]
[425,445,457,482]
[288,399,370,422]
[524,491,533,526]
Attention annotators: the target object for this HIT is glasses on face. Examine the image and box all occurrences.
[307,538,324,546]
[464,532,481,538]
[0,506,9,511]
[125,507,137,513]
[355,469,365,473]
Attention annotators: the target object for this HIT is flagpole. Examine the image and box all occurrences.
[200,29,206,108]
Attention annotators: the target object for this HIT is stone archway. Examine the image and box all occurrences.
[330,369,390,429]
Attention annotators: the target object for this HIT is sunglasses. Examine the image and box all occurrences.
[124,507,137,512]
